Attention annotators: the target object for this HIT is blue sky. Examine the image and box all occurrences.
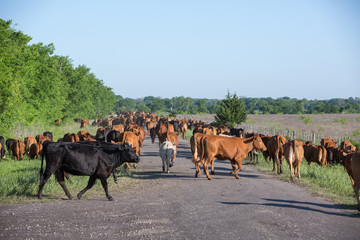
[1,0,359,100]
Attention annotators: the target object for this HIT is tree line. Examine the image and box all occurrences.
[115,95,360,115]
[0,19,116,135]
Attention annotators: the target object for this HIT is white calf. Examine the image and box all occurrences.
[159,141,177,173]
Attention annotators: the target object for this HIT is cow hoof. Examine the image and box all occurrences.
[68,195,73,200]
[207,178,212,180]
[195,172,199,178]
[211,171,215,175]
[108,197,114,201]
[77,193,82,200]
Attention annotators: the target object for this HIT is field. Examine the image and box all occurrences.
[179,113,360,143]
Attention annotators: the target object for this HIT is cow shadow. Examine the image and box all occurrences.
[220,198,360,217]
[132,170,194,180]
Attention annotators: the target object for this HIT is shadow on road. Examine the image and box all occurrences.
[132,170,194,180]
[220,198,360,217]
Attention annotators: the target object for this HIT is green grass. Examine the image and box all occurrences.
[246,154,357,209]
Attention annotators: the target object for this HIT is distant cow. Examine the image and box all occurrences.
[24,136,37,155]
[340,140,356,153]
[0,136,5,158]
[29,142,43,159]
[159,141,177,173]
[38,142,140,201]
[150,127,157,144]
[283,140,304,180]
[6,138,16,157]
[107,130,121,143]
[11,140,25,161]
[43,131,53,141]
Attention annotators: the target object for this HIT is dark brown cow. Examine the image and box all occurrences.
[303,142,327,167]
[267,135,287,174]
[36,134,52,145]
[11,140,25,161]
[199,135,267,180]
[283,140,304,180]
[63,133,80,142]
[54,119,61,126]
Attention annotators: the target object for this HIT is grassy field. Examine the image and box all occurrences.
[0,121,139,204]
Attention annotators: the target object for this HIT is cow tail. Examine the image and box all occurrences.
[320,146,326,167]
[274,136,280,166]
[39,146,45,183]
[199,137,206,164]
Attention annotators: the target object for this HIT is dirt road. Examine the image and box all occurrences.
[1,136,360,239]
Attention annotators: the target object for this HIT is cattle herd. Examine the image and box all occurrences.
[1,111,359,211]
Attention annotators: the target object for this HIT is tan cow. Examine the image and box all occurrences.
[283,140,304,180]
[119,131,140,168]
[11,140,25,161]
[340,140,356,153]
[24,136,37,155]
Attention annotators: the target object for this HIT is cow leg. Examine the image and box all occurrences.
[100,178,113,201]
[54,171,73,199]
[133,163,137,169]
[125,162,130,168]
[210,159,215,175]
[289,161,295,181]
[203,158,213,180]
[77,175,97,200]
[38,169,55,199]
[297,163,301,179]
[354,186,360,211]
[64,171,72,184]
[195,162,201,177]
[112,170,118,184]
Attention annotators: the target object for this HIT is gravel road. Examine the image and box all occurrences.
[1,136,360,240]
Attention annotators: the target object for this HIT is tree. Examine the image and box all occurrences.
[214,92,247,127]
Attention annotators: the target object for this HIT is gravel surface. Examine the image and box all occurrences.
[1,136,360,240]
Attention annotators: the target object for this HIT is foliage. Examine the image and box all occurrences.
[0,19,116,135]
[300,115,313,125]
[214,92,247,127]
[333,117,347,125]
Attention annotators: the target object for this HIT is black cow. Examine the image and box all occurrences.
[5,138,16,157]
[150,127,157,144]
[38,142,140,201]
[107,130,121,143]
[230,128,245,138]
[43,131,53,141]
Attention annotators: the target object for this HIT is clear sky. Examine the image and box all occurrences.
[1,0,359,100]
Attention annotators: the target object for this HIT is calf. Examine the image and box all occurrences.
[38,142,139,201]
[159,141,176,173]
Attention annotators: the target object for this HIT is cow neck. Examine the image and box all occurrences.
[242,137,255,154]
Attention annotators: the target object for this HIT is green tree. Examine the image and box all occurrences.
[214,92,247,127]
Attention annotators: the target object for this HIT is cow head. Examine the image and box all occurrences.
[120,143,140,163]
[253,135,267,151]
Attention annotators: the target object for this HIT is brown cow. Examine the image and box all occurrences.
[112,124,125,133]
[54,119,61,126]
[321,137,337,148]
[63,133,80,142]
[342,151,360,211]
[340,140,356,153]
[199,135,267,180]
[179,122,188,139]
[119,131,140,168]
[283,140,304,180]
[267,135,288,174]
[24,136,37,155]
[36,134,52,145]
[11,140,25,161]
[29,142,43,159]
[80,119,89,128]
[303,142,327,167]
[159,132,179,166]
